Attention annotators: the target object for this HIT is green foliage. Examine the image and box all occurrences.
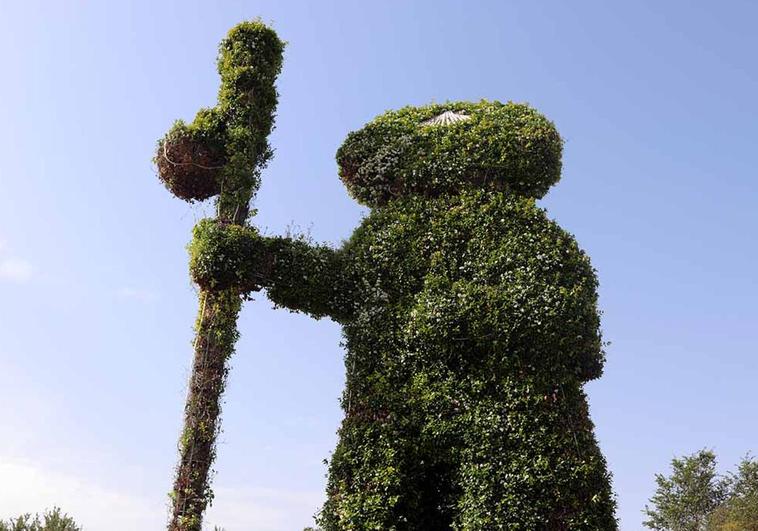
[172,34,612,522]
[194,189,616,529]
[0,508,80,531]
[320,190,615,529]
[156,19,285,531]
[154,14,618,529]
[643,449,744,531]
[717,456,758,530]
[188,219,267,292]
[189,220,354,321]
[155,19,285,220]
[214,20,285,219]
[155,110,226,202]
[704,455,758,531]
[337,101,563,207]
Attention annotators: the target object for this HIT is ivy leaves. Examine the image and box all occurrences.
[336,101,563,207]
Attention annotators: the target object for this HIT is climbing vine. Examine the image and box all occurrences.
[154,20,284,531]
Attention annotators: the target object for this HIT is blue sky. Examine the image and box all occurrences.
[0,1,756,529]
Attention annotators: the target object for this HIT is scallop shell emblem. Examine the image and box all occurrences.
[420,110,471,126]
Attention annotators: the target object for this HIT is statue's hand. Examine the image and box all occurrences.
[188,219,269,293]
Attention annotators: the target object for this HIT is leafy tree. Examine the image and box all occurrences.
[0,508,80,531]
[644,449,729,530]
[708,456,758,531]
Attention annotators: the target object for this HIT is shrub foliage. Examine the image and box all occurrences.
[645,450,758,531]
[155,21,284,222]
[189,100,618,528]
[0,508,80,531]
[337,101,563,207]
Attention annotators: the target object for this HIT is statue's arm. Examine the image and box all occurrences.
[188,219,356,322]
[262,234,356,321]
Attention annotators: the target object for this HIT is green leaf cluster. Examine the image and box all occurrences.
[709,456,758,530]
[189,220,354,321]
[645,450,758,531]
[0,508,80,531]
[154,20,285,220]
[337,101,562,207]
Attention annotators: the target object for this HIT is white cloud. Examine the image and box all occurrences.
[116,286,157,302]
[0,238,32,283]
[0,456,323,531]
[0,257,32,283]
[0,458,162,529]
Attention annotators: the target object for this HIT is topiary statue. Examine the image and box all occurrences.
[153,20,284,531]
[189,100,619,528]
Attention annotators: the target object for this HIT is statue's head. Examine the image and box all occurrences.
[337,101,563,207]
